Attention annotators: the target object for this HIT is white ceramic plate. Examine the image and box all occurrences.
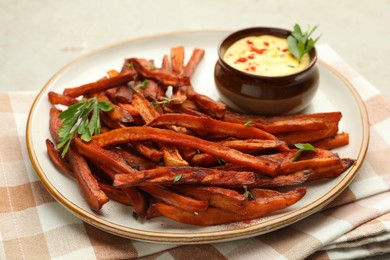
[26,31,369,244]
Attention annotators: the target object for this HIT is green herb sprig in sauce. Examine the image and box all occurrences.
[287,24,320,63]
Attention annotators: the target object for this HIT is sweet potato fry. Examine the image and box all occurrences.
[67,147,109,211]
[46,139,74,177]
[161,54,171,72]
[97,93,133,124]
[312,132,349,150]
[174,185,247,213]
[141,185,209,213]
[63,71,136,98]
[166,100,208,117]
[49,108,62,143]
[276,122,339,145]
[93,126,280,176]
[131,92,160,123]
[74,137,137,177]
[148,114,287,149]
[48,91,79,106]
[184,48,205,77]
[170,46,185,75]
[217,139,286,154]
[223,111,342,134]
[153,187,306,226]
[160,144,189,166]
[97,181,133,206]
[113,166,255,187]
[113,149,157,170]
[117,103,140,116]
[307,158,355,181]
[105,85,133,104]
[127,58,190,87]
[145,203,162,219]
[253,170,311,188]
[170,46,188,104]
[133,142,164,162]
[190,153,219,167]
[187,85,226,119]
[279,149,342,174]
[121,187,149,218]
[217,148,342,177]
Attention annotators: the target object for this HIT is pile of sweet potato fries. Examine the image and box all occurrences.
[46,46,355,226]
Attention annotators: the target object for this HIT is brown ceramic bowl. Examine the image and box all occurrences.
[214,27,320,115]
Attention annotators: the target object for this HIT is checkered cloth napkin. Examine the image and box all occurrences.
[1,45,390,260]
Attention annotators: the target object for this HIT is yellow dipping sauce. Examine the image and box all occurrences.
[223,35,310,76]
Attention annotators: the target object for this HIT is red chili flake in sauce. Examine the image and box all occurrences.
[282,48,288,52]
[263,41,269,46]
[246,39,254,45]
[248,66,256,72]
[234,57,247,63]
[247,54,254,59]
[250,47,266,55]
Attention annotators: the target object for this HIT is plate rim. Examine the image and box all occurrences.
[26,30,370,244]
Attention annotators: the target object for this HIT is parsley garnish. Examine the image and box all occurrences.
[173,173,182,183]
[243,185,256,200]
[131,80,149,92]
[126,62,134,68]
[216,158,226,165]
[292,143,316,162]
[244,121,254,127]
[150,97,178,108]
[287,24,320,63]
[56,97,113,157]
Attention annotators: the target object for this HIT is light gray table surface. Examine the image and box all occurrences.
[1,0,389,98]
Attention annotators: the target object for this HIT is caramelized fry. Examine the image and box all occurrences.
[223,111,342,134]
[48,91,79,106]
[127,58,190,87]
[276,122,339,145]
[122,187,148,218]
[308,158,355,181]
[113,166,255,187]
[97,181,133,206]
[184,48,205,77]
[63,71,136,98]
[148,114,287,149]
[141,185,209,213]
[46,139,74,177]
[174,185,247,212]
[133,142,164,162]
[161,54,171,72]
[170,46,185,75]
[312,132,349,150]
[97,93,133,124]
[67,147,109,211]
[93,126,280,176]
[74,137,137,177]
[253,170,311,188]
[105,85,133,104]
[187,85,226,119]
[49,108,62,143]
[113,149,157,170]
[154,187,306,226]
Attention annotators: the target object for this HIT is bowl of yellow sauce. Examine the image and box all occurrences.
[214,27,319,115]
